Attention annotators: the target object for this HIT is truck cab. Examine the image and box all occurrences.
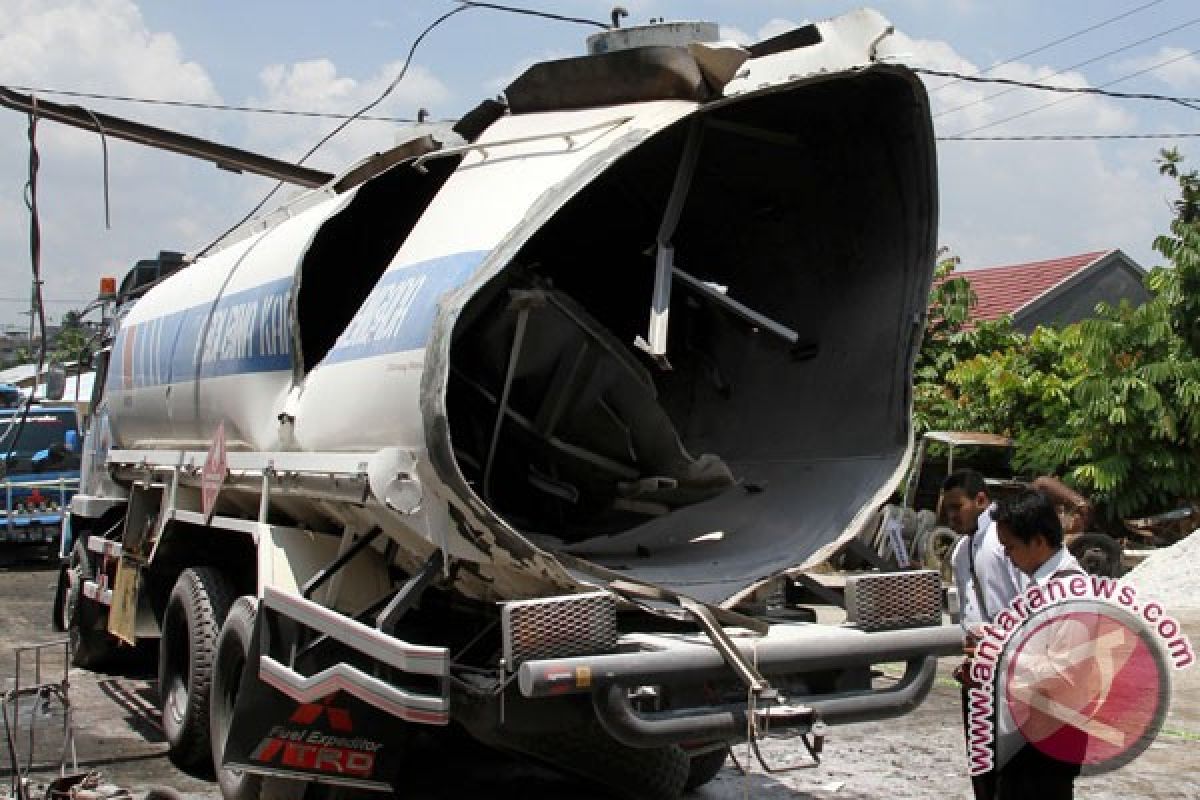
[0,397,81,553]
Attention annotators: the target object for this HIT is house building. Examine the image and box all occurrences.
[958,249,1150,332]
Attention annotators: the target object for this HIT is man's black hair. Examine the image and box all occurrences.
[942,468,987,498]
[993,490,1064,548]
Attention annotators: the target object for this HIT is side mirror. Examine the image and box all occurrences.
[65,429,79,453]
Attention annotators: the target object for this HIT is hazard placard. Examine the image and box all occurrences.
[202,420,228,523]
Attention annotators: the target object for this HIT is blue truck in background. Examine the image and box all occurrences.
[0,383,81,555]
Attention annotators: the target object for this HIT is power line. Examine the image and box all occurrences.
[0,297,93,304]
[914,58,1200,111]
[197,4,472,257]
[454,1,608,29]
[942,48,1200,137]
[928,0,1167,93]
[933,17,1200,119]
[7,3,611,120]
[939,132,1200,141]
[2,85,416,122]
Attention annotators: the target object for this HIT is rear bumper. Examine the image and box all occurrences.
[518,622,962,746]
[0,518,61,544]
[518,622,962,697]
[593,656,939,748]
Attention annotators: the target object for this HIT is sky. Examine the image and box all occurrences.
[0,0,1198,328]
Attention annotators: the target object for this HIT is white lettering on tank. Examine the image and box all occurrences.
[258,291,291,357]
[218,301,257,362]
[338,275,426,350]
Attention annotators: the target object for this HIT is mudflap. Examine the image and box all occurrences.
[221,610,408,793]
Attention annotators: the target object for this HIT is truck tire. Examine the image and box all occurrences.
[501,719,689,800]
[1068,533,1122,578]
[66,539,117,669]
[160,566,236,770]
[684,747,728,790]
[211,596,262,800]
[52,564,69,632]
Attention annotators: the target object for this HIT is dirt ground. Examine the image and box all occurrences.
[2,552,1197,799]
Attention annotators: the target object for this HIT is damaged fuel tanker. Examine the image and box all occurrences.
[60,10,961,799]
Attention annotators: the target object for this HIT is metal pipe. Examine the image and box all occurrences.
[592,657,937,748]
[594,686,749,748]
[519,624,961,698]
[483,306,528,502]
[300,527,384,600]
[805,657,937,725]
[0,87,333,188]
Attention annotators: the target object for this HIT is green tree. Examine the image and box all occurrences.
[1047,150,1200,519]
[51,309,90,366]
[910,150,1200,521]
[913,251,1025,435]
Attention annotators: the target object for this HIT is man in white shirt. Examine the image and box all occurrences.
[943,469,1024,800]
[946,471,1025,637]
[992,490,1084,800]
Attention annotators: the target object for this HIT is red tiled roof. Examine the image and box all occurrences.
[954,250,1112,323]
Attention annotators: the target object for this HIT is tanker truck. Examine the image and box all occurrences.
[58,10,962,799]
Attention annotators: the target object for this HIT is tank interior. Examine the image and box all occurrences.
[447,70,936,599]
[296,156,458,372]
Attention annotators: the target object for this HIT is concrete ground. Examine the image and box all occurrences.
[2,552,1197,799]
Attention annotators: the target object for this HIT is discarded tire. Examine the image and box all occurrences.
[66,538,117,669]
[211,596,261,800]
[1068,533,1122,578]
[927,527,961,584]
[160,566,236,770]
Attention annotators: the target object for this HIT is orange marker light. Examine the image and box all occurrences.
[98,276,117,299]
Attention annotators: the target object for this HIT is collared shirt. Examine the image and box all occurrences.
[951,504,1025,633]
[994,546,1087,768]
[1028,546,1083,586]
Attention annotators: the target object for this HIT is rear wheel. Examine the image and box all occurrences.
[211,596,261,800]
[65,539,117,669]
[499,719,689,800]
[160,567,236,770]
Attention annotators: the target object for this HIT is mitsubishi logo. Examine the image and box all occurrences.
[289,695,353,732]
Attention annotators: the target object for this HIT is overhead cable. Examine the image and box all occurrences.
[914,58,1200,111]
[2,85,414,121]
[938,48,1200,137]
[939,132,1200,141]
[933,17,1200,119]
[928,0,1167,93]
[198,4,471,257]
[454,1,608,29]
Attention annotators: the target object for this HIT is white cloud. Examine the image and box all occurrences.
[244,58,453,174]
[878,31,1167,269]
[1114,46,1200,92]
[0,1,459,327]
[0,0,233,325]
[719,26,752,46]
[937,138,1172,270]
[720,18,810,47]
[757,18,801,42]
[0,2,1179,330]
[483,50,573,97]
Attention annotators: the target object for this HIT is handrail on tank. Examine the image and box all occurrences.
[411,116,634,172]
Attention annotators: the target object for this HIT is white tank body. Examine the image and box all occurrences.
[95,9,941,606]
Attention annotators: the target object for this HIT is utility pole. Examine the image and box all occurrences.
[28,278,43,400]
